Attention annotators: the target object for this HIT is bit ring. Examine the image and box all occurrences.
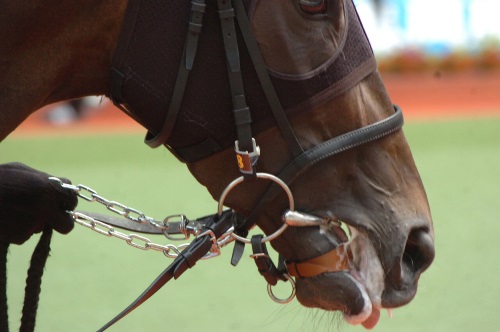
[217,173,294,243]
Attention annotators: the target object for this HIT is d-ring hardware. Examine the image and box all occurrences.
[267,274,296,304]
[218,173,294,244]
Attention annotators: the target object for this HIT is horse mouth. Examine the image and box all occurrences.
[344,226,387,328]
[294,225,388,329]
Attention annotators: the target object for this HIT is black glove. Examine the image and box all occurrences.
[0,162,78,244]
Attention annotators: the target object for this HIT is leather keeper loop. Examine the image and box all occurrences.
[191,1,206,13]
[188,22,203,34]
[233,107,252,126]
[218,8,235,19]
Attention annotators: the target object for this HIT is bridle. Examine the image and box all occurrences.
[0,1,403,331]
[94,0,405,330]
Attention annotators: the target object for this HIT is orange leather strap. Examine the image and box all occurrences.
[286,245,352,278]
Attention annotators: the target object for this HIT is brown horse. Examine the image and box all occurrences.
[0,0,434,329]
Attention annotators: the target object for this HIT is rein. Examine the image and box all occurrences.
[1,228,53,332]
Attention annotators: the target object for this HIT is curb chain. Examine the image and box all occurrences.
[70,210,190,259]
[49,177,214,259]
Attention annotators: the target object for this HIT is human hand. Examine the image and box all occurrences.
[0,163,77,244]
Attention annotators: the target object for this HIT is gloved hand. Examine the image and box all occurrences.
[0,162,77,244]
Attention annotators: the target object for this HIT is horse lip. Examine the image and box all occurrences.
[293,223,381,326]
[292,222,388,327]
[346,226,385,303]
[295,271,372,318]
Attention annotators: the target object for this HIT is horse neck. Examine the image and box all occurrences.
[0,0,127,140]
[187,71,394,259]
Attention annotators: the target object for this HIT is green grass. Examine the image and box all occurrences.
[1,117,499,331]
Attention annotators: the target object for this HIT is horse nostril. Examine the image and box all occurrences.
[382,227,435,307]
[402,227,435,276]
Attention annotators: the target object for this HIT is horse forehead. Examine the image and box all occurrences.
[250,0,346,76]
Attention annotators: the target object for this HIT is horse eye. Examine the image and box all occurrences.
[299,0,327,14]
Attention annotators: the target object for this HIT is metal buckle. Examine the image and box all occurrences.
[234,138,260,175]
[163,214,202,241]
[197,229,221,259]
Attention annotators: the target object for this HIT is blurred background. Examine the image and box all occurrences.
[2,1,499,331]
[358,0,500,70]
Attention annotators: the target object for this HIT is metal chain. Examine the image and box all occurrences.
[48,177,227,260]
[69,211,189,259]
[49,177,166,228]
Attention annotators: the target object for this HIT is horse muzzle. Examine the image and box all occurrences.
[284,218,435,329]
[380,225,435,308]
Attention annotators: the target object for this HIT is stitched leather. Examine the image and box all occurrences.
[241,105,404,233]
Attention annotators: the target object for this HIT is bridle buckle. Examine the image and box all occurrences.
[234,138,260,175]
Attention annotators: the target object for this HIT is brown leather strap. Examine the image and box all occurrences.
[250,235,287,286]
[286,245,352,278]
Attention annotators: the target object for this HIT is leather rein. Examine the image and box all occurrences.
[98,0,404,330]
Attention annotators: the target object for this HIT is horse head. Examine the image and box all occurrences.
[0,0,435,329]
[187,0,435,328]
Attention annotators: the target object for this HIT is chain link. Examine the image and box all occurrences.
[49,177,165,228]
[70,211,188,258]
[48,177,227,260]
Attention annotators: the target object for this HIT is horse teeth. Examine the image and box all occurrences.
[387,308,394,319]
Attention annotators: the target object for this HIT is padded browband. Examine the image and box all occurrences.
[247,105,404,224]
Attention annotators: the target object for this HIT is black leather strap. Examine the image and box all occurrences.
[251,235,287,286]
[217,0,254,156]
[242,105,404,232]
[97,211,234,332]
[145,0,207,148]
[230,217,249,266]
[76,210,228,236]
[278,105,403,184]
[233,1,304,157]
[230,240,246,266]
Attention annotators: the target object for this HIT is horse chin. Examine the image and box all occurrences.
[295,226,387,329]
[295,270,384,328]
